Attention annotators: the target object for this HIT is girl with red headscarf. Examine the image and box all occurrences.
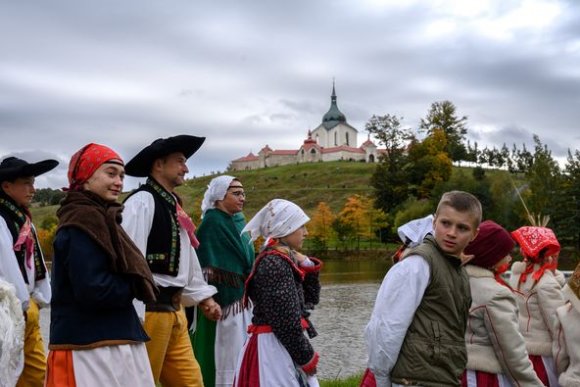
[509,226,565,386]
[46,143,158,386]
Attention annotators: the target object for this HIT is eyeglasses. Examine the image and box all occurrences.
[229,190,246,198]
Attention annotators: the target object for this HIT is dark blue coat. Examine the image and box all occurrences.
[49,227,149,349]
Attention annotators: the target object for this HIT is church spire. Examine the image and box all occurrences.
[322,79,346,129]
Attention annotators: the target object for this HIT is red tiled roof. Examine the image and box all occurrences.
[232,152,259,162]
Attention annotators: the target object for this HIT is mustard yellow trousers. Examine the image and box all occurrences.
[16,298,46,387]
[144,308,203,387]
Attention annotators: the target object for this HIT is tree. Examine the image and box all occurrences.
[407,129,453,198]
[557,149,580,250]
[308,202,335,252]
[525,135,561,223]
[419,100,468,161]
[366,114,413,214]
[334,195,385,250]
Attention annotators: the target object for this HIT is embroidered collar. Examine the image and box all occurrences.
[0,194,28,226]
[146,177,177,208]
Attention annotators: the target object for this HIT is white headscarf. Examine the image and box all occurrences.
[397,214,434,248]
[242,199,310,245]
[201,175,236,217]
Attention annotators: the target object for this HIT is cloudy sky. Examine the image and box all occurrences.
[1,0,579,189]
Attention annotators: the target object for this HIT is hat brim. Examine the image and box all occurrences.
[0,159,59,182]
[125,135,205,177]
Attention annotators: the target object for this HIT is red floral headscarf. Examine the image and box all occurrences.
[511,226,560,262]
[67,143,123,191]
[511,226,560,286]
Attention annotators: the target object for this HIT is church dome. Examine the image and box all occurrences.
[322,82,346,129]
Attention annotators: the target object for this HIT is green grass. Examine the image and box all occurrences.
[320,373,364,387]
[30,160,377,224]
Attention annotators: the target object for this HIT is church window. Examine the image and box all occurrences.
[346,132,350,146]
[310,148,316,154]
[334,131,337,146]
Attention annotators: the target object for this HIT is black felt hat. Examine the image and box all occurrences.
[125,135,205,177]
[0,157,59,183]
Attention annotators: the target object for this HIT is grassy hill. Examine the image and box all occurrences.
[30,160,377,224]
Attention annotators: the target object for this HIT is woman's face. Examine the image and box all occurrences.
[82,161,124,202]
[280,224,308,250]
[216,181,245,215]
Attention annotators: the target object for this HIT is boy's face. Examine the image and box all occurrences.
[1,176,36,207]
[433,205,479,256]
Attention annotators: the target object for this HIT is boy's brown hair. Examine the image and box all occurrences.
[435,190,482,228]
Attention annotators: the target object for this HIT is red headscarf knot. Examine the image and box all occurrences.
[67,143,122,191]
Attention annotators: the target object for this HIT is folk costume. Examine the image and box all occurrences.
[233,199,322,387]
[392,214,434,263]
[46,143,157,387]
[191,176,255,387]
[509,226,565,386]
[0,156,57,386]
[462,221,543,387]
[552,261,580,387]
[365,234,472,387]
[0,278,25,387]
[122,135,217,387]
[360,214,435,386]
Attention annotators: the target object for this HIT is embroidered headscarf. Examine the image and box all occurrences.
[67,143,122,191]
[392,214,434,263]
[201,175,236,217]
[511,226,560,262]
[242,199,309,246]
[398,214,434,248]
[511,226,560,287]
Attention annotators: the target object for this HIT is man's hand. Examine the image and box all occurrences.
[199,297,222,321]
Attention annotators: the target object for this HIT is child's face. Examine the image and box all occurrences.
[280,224,308,250]
[433,205,479,256]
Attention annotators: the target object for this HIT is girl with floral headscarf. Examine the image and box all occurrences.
[233,199,322,387]
[46,143,157,387]
[509,226,566,386]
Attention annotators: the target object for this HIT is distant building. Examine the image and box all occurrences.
[229,83,383,171]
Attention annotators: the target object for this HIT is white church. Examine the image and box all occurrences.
[228,84,383,171]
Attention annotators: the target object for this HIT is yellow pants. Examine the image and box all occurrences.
[144,308,203,387]
[16,298,46,387]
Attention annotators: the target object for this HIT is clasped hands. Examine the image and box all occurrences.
[199,297,222,321]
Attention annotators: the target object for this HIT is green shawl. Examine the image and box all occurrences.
[195,208,255,308]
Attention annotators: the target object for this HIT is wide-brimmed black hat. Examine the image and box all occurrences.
[125,135,205,177]
[0,157,59,183]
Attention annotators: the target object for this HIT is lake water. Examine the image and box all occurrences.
[39,258,389,380]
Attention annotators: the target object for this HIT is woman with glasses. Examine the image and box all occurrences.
[191,175,255,387]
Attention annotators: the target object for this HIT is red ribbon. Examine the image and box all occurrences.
[14,216,34,269]
[176,203,200,249]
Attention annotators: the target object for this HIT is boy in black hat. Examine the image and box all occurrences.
[122,135,221,387]
[0,156,58,387]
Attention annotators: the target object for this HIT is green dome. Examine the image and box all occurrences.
[322,83,346,129]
